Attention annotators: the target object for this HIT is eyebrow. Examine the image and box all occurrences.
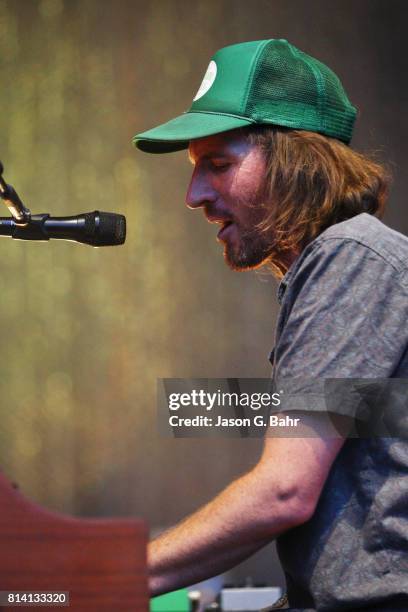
[188,150,231,164]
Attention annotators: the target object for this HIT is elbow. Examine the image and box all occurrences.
[257,483,319,535]
[243,466,321,538]
[282,490,317,528]
[275,483,318,530]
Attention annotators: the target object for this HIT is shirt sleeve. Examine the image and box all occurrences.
[273,237,408,417]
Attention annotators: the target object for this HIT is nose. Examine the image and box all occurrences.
[185,166,216,210]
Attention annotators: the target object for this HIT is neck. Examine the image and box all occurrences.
[275,248,299,278]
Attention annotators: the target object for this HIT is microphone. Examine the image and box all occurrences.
[0,161,126,246]
[0,212,126,246]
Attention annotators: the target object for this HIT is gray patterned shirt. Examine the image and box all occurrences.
[271,213,408,611]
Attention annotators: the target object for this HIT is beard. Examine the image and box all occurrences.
[223,222,273,271]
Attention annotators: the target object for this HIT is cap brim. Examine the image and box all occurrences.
[133,111,253,154]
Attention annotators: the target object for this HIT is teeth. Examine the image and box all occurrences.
[208,218,231,224]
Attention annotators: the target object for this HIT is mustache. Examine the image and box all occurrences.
[204,206,235,224]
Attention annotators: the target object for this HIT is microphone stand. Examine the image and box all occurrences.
[0,164,144,606]
[0,160,32,225]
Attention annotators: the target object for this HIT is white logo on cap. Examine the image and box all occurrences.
[193,60,217,101]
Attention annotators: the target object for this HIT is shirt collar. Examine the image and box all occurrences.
[277,276,288,304]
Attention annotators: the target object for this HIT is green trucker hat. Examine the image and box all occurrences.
[133,39,357,154]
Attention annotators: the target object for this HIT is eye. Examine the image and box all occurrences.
[210,160,231,172]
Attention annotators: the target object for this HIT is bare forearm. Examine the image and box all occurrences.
[149,421,346,597]
[149,467,301,596]
[150,532,266,597]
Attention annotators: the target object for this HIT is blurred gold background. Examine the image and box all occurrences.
[0,0,407,586]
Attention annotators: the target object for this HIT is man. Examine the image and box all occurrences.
[134,39,408,611]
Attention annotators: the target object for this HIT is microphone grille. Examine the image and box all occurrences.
[85,211,126,246]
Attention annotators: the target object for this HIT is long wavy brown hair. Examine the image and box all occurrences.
[245,126,392,279]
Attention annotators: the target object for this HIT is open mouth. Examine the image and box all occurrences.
[217,220,233,240]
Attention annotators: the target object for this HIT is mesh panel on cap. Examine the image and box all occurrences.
[313,56,357,139]
[245,40,319,126]
[245,39,356,143]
